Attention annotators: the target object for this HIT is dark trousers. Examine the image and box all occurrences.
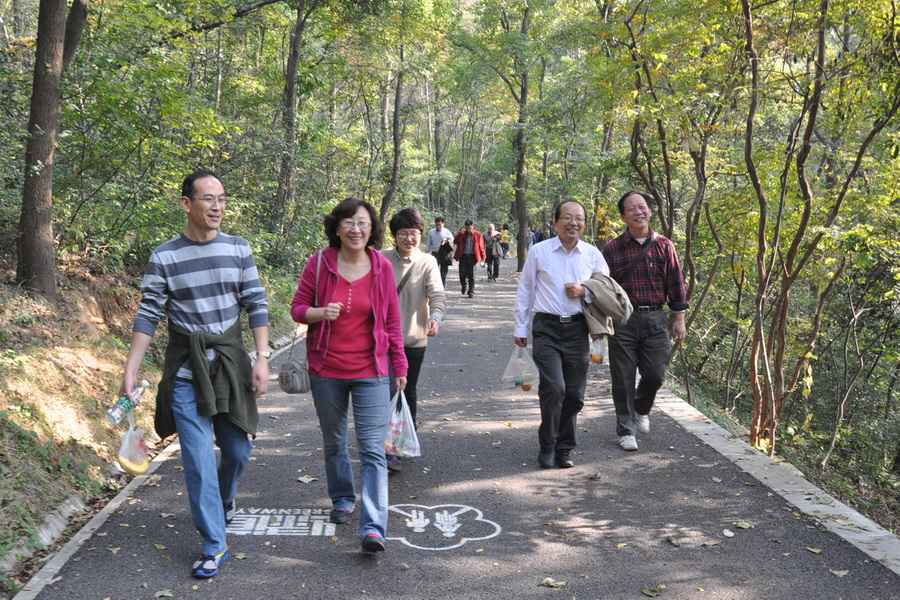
[532,314,590,453]
[608,310,671,436]
[432,252,449,286]
[487,255,499,279]
[459,254,477,293]
[390,345,426,427]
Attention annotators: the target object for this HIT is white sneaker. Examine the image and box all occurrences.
[618,435,638,451]
[636,414,650,434]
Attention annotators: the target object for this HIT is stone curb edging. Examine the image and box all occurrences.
[654,389,900,577]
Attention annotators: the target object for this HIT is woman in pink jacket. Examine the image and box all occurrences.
[291,198,407,554]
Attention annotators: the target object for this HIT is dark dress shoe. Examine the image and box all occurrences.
[556,451,574,468]
[538,452,556,469]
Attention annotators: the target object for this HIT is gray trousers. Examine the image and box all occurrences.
[532,314,590,453]
[608,310,671,436]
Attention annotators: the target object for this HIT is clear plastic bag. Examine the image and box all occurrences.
[117,411,150,475]
[386,390,421,458]
[590,337,607,364]
[501,346,540,391]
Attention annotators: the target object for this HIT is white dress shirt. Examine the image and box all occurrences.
[514,236,609,338]
[425,227,453,252]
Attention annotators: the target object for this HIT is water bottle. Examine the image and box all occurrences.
[106,380,150,425]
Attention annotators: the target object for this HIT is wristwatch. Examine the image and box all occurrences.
[256,351,272,358]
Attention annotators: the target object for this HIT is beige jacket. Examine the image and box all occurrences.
[382,248,447,348]
[581,272,633,337]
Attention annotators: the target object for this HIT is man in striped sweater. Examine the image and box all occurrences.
[120,170,270,578]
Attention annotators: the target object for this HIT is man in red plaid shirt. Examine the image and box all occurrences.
[602,191,688,452]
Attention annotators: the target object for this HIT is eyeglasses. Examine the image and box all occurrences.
[396,231,420,240]
[196,195,227,206]
[559,215,586,224]
[340,220,372,231]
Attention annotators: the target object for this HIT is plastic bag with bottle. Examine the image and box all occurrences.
[117,411,150,475]
[501,346,540,391]
[386,390,421,458]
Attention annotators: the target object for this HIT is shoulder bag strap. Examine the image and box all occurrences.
[287,251,322,362]
[618,236,656,284]
[396,263,415,295]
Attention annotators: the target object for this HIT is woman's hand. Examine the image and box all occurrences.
[396,376,408,391]
[320,302,343,321]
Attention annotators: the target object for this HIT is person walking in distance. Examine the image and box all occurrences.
[602,191,688,452]
[484,223,502,281]
[453,219,486,298]
[425,216,454,287]
[120,170,270,578]
[514,201,609,469]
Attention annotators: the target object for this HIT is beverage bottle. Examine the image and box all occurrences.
[106,380,150,425]
[590,337,607,364]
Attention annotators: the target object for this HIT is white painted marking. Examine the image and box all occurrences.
[388,504,502,551]
[227,508,336,536]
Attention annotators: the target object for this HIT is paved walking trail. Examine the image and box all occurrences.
[17,259,900,599]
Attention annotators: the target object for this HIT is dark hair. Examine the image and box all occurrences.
[617,190,651,215]
[464,219,474,227]
[389,208,425,235]
[323,197,384,249]
[182,170,221,199]
[502,223,509,230]
[553,200,587,222]
[435,216,445,223]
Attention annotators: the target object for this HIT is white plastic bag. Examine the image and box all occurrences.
[501,346,540,390]
[386,390,421,458]
[117,411,150,475]
[590,337,607,364]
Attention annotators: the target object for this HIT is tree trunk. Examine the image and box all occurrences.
[380,44,404,223]
[16,0,88,306]
[272,0,308,237]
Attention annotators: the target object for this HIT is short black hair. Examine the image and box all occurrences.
[182,170,221,199]
[464,219,474,227]
[553,200,587,221]
[389,208,425,235]
[617,190,651,215]
[435,216,445,223]
[323,197,384,249]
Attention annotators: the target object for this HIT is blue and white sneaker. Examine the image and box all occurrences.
[193,549,229,578]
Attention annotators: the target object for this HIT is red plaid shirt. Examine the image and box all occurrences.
[602,229,688,311]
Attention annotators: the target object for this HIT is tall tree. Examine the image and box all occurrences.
[16,0,88,305]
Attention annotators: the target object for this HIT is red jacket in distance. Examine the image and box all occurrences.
[453,229,486,262]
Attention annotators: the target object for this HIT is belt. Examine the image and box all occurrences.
[636,305,664,312]
[536,312,585,323]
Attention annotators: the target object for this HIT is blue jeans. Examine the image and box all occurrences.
[171,378,253,556]
[310,374,391,542]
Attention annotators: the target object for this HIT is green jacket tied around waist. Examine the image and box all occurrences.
[155,320,258,439]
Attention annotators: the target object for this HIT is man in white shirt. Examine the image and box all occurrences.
[425,216,454,286]
[514,201,608,469]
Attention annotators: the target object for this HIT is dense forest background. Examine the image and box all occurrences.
[1,0,899,559]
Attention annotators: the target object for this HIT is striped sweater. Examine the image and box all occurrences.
[134,232,268,374]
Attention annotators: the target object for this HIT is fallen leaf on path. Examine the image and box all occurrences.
[108,547,121,554]
[616,543,628,548]
[722,529,734,537]
[153,543,166,550]
[160,513,175,519]
[702,540,721,546]
[297,475,318,484]
[733,521,754,529]
[830,570,849,577]
[539,577,567,588]
[235,552,247,559]
[154,591,173,598]
[666,537,681,547]
[642,584,666,597]
[806,547,823,554]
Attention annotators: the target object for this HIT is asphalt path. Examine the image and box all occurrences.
[17,258,900,599]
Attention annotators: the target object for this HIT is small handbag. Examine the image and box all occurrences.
[279,252,321,394]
